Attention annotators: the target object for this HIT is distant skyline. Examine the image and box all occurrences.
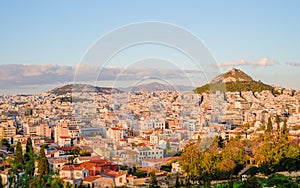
[0,1,299,91]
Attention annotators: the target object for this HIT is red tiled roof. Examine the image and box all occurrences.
[111,127,121,131]
[60,136,70,138]
[83,176,102,182]
[61,165,75,171]
[101,170,125,178]
[56,146,79,151]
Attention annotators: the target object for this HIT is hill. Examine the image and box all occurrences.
[195,68,278,94]
[211,68,253,83]
[49,84,122,95]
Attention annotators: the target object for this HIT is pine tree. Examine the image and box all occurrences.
[37,145,49,185]
[175,173,180,188]
[282,118,288,136]
[149,170,158,188]
[275,115,280,131]
[8,141,24,187]
[15,141,24,168]
[266,117,273,133]
[0,175,3,188]
[24,137,35,176]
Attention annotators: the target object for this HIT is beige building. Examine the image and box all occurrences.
[107,127,123,142]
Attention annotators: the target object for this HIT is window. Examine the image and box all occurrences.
[119,177,122,183]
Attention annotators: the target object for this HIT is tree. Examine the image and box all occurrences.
[50,178,63,188]
[266,174,298,188]
[24,137,35,176]
[65,182,72,188]
[282,118,288,135]
[216,158,236,175]
[0,138,10,151]
[37,145,49,185]
[179,143,201,184]
[242,176,261,188]
[0,176,3,188]
[275,115,280,131]
[175,173,180,188]
[266,117,273,132]
[8,141,25,187]
[25,137,33,159]
[15,141,23,167]
[216,136,224,148]
[149,170,159,188]
[133,170,147,178]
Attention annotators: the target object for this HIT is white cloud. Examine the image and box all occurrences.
[252,57,279,67]
[216,57,279,67]
[216,59,247,67]
[0,64,201,90]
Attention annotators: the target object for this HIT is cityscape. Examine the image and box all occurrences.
[0,1,300,188]
[0,68,299,187]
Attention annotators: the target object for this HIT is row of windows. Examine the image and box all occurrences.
[139,151,163,156]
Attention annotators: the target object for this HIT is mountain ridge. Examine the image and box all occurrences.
[49,84,122,95]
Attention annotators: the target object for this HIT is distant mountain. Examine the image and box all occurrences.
[121,82,194,92]
[49,84,122,95]
[195,68,278,94]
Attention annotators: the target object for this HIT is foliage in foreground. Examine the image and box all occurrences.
[1,138,63,188]
[180,118,300,186]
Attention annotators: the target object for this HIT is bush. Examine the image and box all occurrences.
[133,170,147,178]
[266,174,298,188]
[242,177,261,188]
[249,166,258,176]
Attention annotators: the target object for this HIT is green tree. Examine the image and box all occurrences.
[216,136,224,148]
[179,143,201,184]
[37,145,49,185]
[50,178,63,188]
[242,176,261,188]
[266,174,298,188]
[65,182,72,188]
[175,173,180,188]
[8,141,25,187]
[149,170,159,188]
[15,141,23,166]
[133,170,147,178]
[0,176,3,188]
[0,138,10,151]
[24,137,35,176]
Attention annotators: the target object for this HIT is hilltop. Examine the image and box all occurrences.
[195,68,278,94]
[211,68,253,83]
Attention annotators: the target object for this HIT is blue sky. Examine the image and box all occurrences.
[0,1,300,90]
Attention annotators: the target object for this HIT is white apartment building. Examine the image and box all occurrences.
[135,146,164,163]
[139,120,165,130]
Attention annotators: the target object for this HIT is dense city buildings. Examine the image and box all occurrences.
[0,70,299,187]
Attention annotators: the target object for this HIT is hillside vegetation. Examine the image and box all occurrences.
[195,68,278,94]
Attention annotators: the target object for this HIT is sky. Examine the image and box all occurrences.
[0,1,300,93]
